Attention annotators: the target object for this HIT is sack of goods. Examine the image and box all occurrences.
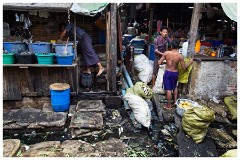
[133,54,153,84]
[224,96,237,120]
[153,64,165,94]
[182,106,215,144]
[126,81,153,99]
[123,93,151,128]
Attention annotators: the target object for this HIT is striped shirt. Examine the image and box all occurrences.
[154,35,172,53]
[65,23,86,39]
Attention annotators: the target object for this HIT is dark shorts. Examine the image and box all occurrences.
[163,70,179,90]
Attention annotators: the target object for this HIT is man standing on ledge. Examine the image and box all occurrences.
[59,22,104,77]
[158,39,193,110]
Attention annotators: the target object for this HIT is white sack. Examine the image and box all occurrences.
[123,93,151,128]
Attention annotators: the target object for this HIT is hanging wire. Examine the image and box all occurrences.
[68,9,70,24]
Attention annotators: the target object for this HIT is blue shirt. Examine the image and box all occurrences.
[66,23,86,39]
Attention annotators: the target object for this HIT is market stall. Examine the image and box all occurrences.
[3,3,119,100]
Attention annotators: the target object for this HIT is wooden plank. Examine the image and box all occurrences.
[3,68,22,100]
[41,68,49,96]
[188,3,204,57]
[68,68,75,93]
[31,68,42,96]
[19,68,27,96]
[3,62,78,67]
[106,11,111,91]
[109,3,117,92]
[24,68,34,93]
[117,11,123,61]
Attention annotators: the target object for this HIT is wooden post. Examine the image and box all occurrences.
[148,7,154,43]
[167,18,169,28]
[73,13,79,94]
[188,3,204,57]
[117,11,123,61]
[108,3,117,93]
[106,11,110,91]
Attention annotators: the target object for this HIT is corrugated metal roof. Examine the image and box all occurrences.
[3,3,72,12]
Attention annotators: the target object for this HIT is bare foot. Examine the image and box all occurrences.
[163,105,172,110]
[96,67,104,77]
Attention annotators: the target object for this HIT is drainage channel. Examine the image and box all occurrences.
[3,107,180,157]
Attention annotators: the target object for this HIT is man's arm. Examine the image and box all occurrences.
[59,29,67,41]
[180,55,194,70]
[158,52,166,65]
[155,49,164,56]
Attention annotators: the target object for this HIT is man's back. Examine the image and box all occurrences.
[165,50,182,72]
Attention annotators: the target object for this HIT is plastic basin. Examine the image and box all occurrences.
[3,53,15,64]
[28,42,52,53]
[35,53,55,65]
[3,42,28,53]
[56,54,74,65]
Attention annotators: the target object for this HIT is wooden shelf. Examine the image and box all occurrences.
[3,61,78,68]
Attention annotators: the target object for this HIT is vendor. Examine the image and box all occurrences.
[152,26,172,88]
[59,22,104,77]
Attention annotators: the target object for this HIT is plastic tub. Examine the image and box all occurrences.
[134,48,144,55]
[16,52,35,64]
[3,53,15,64]
[53,43,74,55]
[149,44,155,60]
[3,42,28,53]
[35,53,55,65]
[56,54,74,65]
[50,84,70,112]
[28,42,52,53]
[176,99,202,117]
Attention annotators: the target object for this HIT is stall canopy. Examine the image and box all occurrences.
[70,3,108,17]
[3,3,108,16]
[221,3,237,22]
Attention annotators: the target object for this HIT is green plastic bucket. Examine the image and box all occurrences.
[3,53,15,64]
[36,53,55,65]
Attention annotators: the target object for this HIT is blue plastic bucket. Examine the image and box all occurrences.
[50,88,70,112]
[53,43,74,55]
[149,44,155,61]
[28,42,52,53]
[3,42,28,53]
[56,54,74,65]
[98,30,106,44]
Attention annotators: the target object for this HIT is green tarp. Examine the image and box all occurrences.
[70,3,109,17]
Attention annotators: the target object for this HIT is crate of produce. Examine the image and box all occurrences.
[16,52,35,64]
[35,53,55,65]
[28,42,52,53]
[3,41,28,53]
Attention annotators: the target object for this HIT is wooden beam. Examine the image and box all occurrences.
[107,3,117,93]
[188,3,204,57]
[117,11,123,61]
[148,7,154,43]
[106,11,110,91]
